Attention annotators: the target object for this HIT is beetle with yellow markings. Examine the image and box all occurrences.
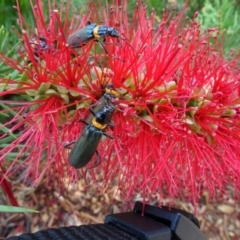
[67,22,120,48]
[66,86,120,169]
[67,22,124,60]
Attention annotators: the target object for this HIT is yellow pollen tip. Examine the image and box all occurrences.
[92,117,107,130]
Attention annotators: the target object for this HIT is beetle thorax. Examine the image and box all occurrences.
[95,106,114,125]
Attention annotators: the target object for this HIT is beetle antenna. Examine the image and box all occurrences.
[97,40,126,62]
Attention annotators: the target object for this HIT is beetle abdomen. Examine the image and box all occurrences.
[69,125,102,169]
[67,24,97,48]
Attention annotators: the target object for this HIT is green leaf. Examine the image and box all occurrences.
[197,0,240,54]
[0,123,17,139]
[0,134,20,145]
[0,205,38,213]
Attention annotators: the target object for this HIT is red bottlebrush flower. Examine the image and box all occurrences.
[0,0,240,208]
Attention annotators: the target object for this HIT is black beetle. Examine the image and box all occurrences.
[67,22,124,60]
[29,37,49,62]
[67,23,120,49]
[67,86,119,169]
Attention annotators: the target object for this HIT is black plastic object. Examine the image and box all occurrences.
[6,201,208,240]
[105,201,208,240]
[6,223,140,240]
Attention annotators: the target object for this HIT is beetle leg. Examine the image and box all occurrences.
[107,122,115,132]
[64,140,76,148]
[97,40,109,54]
[89,108,96,117]
[111,105,124,113]
[86,149,101,169]
[97,40,125,62]
[87,54,102,68]
[107,122,115,127]
[103,132,114,139]
[95,149,101,166]
[78,119,90,126]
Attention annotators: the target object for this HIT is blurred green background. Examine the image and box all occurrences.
[0,0,240,55]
